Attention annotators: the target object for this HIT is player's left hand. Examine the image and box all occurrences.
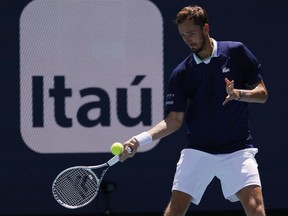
[223,78,241,105]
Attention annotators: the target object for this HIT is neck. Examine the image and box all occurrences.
[196,37,214,60]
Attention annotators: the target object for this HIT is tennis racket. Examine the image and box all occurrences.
[52,148,131,209]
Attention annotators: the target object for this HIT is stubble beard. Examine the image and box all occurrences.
[190,36,206,54]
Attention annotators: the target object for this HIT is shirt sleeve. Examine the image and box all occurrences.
[165,69,188,113]
[240,43,264,85]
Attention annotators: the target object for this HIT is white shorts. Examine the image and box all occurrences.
[172,148,261,205]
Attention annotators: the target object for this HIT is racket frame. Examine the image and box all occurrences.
[52,155,120,209]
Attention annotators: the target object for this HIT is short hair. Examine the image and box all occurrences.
[174,5,209,28]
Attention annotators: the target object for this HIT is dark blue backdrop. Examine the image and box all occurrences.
[1,0,287,215]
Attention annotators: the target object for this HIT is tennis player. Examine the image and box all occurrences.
[120,5,268,216]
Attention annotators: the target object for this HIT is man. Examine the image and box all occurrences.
[120,5,268,216]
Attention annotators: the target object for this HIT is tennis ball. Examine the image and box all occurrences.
[110,142,124,155]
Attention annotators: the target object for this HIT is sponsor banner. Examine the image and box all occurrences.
[20,0,163,153]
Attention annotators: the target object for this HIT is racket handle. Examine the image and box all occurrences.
[107,146,133,166]
[126,146,133,153]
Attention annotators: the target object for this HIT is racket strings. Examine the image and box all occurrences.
[52,168,100,208]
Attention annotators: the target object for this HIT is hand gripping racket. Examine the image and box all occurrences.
[52,148,131,209]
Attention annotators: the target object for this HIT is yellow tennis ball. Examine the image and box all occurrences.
[110,142,124,155]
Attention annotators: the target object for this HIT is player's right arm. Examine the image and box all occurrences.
[120,111,185,161]
[147,111,185,140]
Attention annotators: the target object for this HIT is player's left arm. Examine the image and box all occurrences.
[223,78,268,105]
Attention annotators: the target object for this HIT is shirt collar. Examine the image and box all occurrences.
[193,38,218,64]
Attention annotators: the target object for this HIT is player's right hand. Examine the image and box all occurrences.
[119,138,139,161]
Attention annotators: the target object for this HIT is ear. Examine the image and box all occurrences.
[203,23,209,33]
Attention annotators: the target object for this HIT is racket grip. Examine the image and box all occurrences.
[107,146,133,166]
[125,146,133,153]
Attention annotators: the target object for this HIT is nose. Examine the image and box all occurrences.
[182,35,189,43]
[184,38,192,46]
[182,35,192,43]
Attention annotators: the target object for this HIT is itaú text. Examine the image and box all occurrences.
[31,76,152,128]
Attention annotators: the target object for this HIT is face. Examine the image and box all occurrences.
[178,19,209,53]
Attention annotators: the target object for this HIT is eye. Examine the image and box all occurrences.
[180,32,195,37]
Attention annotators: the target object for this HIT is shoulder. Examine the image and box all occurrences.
[217,41,252,57]
[172,54,194,75]
[218,41,247,51]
